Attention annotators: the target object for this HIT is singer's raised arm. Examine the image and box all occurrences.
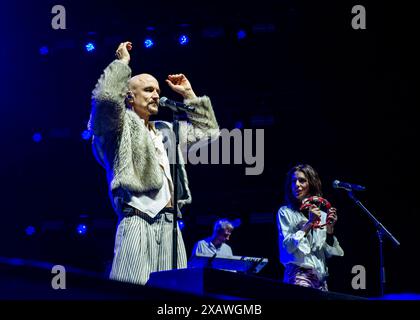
[178,96,220,150]
[89,41,132,136]
[165,73,219,149]
[89,59,131,136]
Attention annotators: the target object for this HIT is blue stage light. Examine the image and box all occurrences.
[231,218,241,228]
[76,224,88,235]
[237,30,247,40]
[39,46,49,55]
[32,132,42,143]
[81,130,92,140]
[234,121,244,129]
[85,42,96,52]
[25,226,36,236]
[144,38,154,48]
[178,35,189,45]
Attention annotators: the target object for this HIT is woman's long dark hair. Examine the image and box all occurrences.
[284,164,323,210]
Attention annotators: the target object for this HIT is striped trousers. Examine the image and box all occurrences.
[109,210,187,285]
[284,264,328,291]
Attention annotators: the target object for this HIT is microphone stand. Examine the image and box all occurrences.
[171,111,181,270]
[346,191,400,297]
[167,101,195,270]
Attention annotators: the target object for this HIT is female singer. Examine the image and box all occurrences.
[277,164,344,291]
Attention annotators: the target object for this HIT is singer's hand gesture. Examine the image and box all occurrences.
[166,74,197,100]
[115,41,132,64]
[326,207,338,234]
[308,205,322,224]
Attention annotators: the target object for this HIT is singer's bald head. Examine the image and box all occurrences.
[128,73,159,92]
[126,73,160,120]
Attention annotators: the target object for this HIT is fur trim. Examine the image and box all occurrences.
[179,96,220,148]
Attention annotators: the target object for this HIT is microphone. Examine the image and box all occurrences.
[333,180,366,192]
[159,97,195,112]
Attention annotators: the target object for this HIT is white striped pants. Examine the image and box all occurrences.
[109,211,187,285]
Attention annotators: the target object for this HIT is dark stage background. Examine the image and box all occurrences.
[0,0,418,298]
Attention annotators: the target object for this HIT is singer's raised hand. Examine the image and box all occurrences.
[165,74,197,100]
[115,41,132,64]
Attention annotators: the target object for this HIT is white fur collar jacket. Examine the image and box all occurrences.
[89,59,219,213]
